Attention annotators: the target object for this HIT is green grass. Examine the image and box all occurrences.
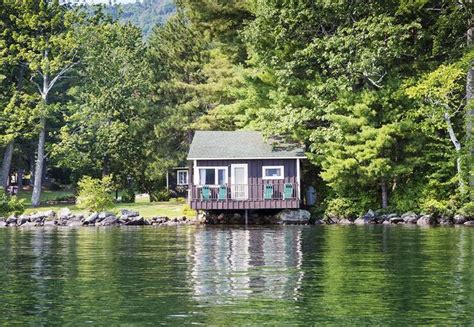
[19,191,190,218]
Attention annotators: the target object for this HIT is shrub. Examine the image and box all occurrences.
[169,197,186,204]
[150,189,171,202]
[420,198,453,217]
[121,188,135,203]
[324,197,360,220]
[458,202,474,219]
[182,204,196,217]
[0,191,25,217]
[76,176,114,212]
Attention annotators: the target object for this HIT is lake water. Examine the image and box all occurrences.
[0,225,473,325]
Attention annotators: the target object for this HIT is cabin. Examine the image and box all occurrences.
[166,166,190,198]
[187,131,306,211]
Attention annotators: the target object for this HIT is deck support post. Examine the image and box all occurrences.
[245,209,248,225]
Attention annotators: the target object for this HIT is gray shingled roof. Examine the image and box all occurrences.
[187,131,305,159]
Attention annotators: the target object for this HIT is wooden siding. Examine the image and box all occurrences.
[168,168,189,198]
[189,159,300,210]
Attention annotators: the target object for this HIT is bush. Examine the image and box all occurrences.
[0,191,25,217]
[169,197,186,204]
[150,189,171,202]
[420,198,453,218]
[458,202,474,218]
[121,188,135,203]
[182,204,196,217]
[324,197,360,220]
[76,176,114,212]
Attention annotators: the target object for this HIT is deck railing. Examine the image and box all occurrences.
[190,183,299,201]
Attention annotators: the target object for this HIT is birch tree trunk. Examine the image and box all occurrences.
[31,117,46,207]
[31,67,49,207]
[1,141,14,190]
[444,112,465,192]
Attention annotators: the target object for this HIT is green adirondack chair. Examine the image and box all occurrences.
[201,185,211,201]
[218,185,227,200]
[283,183,293,200]
[264,184,273,200]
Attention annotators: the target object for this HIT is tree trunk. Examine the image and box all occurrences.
[1,141,14,190]
[381,179,388,209]
[17,168,24,190]
[467,10,473,198]
[31,117,46,207]
[444,112,465,192]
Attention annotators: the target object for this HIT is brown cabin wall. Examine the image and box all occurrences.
[189,158,300,210]
[196,159,297,184]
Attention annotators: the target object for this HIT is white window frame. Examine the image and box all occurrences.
[262,165,284,180]
[197,166,228,186]
[176,170,189,186]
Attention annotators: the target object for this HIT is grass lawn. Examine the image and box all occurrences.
[19,191,189,218]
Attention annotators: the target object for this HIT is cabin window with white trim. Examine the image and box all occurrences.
[198,167,228,185]
[262,166,284,180]
[177,170,188,185]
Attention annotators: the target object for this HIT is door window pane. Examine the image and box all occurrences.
[217,169,227,185]
[177,171,188,185]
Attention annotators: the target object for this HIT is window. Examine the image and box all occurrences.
[177,170,188,185]
[198,167,228,185]
[262,166,284,180]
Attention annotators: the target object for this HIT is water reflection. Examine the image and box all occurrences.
[188,227,304,302]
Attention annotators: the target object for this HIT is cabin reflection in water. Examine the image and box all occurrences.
[187,228,304,301]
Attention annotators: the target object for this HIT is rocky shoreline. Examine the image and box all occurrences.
[1,208,195,228]
[1,208,473,228]
[322,210,474,226]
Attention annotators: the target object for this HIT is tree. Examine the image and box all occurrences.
[52,21,152,192]
[12,0,83,206]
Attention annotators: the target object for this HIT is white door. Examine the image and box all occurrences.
[231,164,248,199]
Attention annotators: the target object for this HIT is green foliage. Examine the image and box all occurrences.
[181,204,196,217]
[458,202,474,219]
[324,198,360,220]
[76,176,114,212]
[0,192,25,218]
[169,197,186,204]
[121,188,135,203]
[150,189,171,202]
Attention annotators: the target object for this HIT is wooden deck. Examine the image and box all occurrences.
[189,183,301,210]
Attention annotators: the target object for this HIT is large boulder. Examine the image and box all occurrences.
[453,215,466,225]
[401,212,418,224]
[120,209,140,219]
[276,209,311,225]
[58,208,71,220]
[29,210,55,222]
[98,216,120,226]
[389,216,404,224]
[417,214,436,226]
[355,210,377,225]
[339,218,354,225]
[5,216,17,226]
[464,220,474,226]
[124,216,147,226]
[83,212,99,225]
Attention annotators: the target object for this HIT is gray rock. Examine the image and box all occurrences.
[454,214,466,225]
[464,220,474,226]
[439,218,453,225]
[402,212,418,224]
[276,209,311,224]
[120,209,139,218]
[382,220,391,225]
[58,208,71,219]
[389,217,404,224]
[403,216,419,224]
[363,209,376,219]
[124,216,147,226]
[314,219,325,225]
[5,216,17,226]
[339,219,354,225]
[18,216,31,226]
[98,212,114,220]
[387,213,399,219]
[83,212,99,225]
[417,215,436,226]
[99,216,120,226]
